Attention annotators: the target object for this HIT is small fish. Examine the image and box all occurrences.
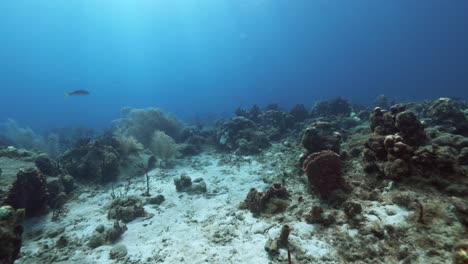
[64,90,90,97]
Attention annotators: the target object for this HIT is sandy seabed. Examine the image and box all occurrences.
[14,150,410,264]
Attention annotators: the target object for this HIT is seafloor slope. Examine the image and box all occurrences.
[0,97,467,264]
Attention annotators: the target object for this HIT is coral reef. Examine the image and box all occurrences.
[217,104,304,155]
[427,98,468,135]
[4,168,48,217]
[115,134,144,157]
[0,146,36,161]
[234,104,262,122]
[304,206,336,226]
[370,105,403,135]
[35,154,60,176]
[47,174,74,214]
[343,201,363,220]
[61,136,121,182]
[364,103,468,192]
[107,196,146,223]
[0,206,24,264]
[256,110,293,140]
[48,126,95,150]
[0,119,70,158]
[9,96,468,264]
[0,119,47,152]
[177,127,209,156]
[174,174,207,194]
[113,107,183,146]
[87,221,127,249]
[240,183,290,216]
[149,130,179,163]
[311,97,351,117]
[289,104,309,123]
[61,174,75,194]
[147,194,165,205]
[374,94,390,109]
[109,244,128,260]
[301,122,341,156]
[216,116,270,154]
[395,110,426,146]
[302,150,348,201]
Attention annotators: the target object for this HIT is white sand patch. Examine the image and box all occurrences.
[18,153,335,263]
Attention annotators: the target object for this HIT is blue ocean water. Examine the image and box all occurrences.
[1,0,467,130]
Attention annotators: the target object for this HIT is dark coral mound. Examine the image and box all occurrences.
[177,127,209,156]
[289,104,309,123]
[364,101,468,196]
[0,206,24,264]
[426,98,468,136]
[87,221,127,249]
[47,174,74,209]
[301,122,341,155]
[302,150,348,201]
[311,97,351,118]
[234,104,262,122]
[374,94,391,110]
[107,196,146,223]
[217,104,323,155]
[241,183,290,216]
[61,136,121,182]
[174,175,207,194]
[216,116,270,154]
[395,110,426,146]
[35,154,60,176]
[370,104,426,145]
[4,168,48,217]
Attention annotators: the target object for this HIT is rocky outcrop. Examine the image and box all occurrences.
[61,136,121,182]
